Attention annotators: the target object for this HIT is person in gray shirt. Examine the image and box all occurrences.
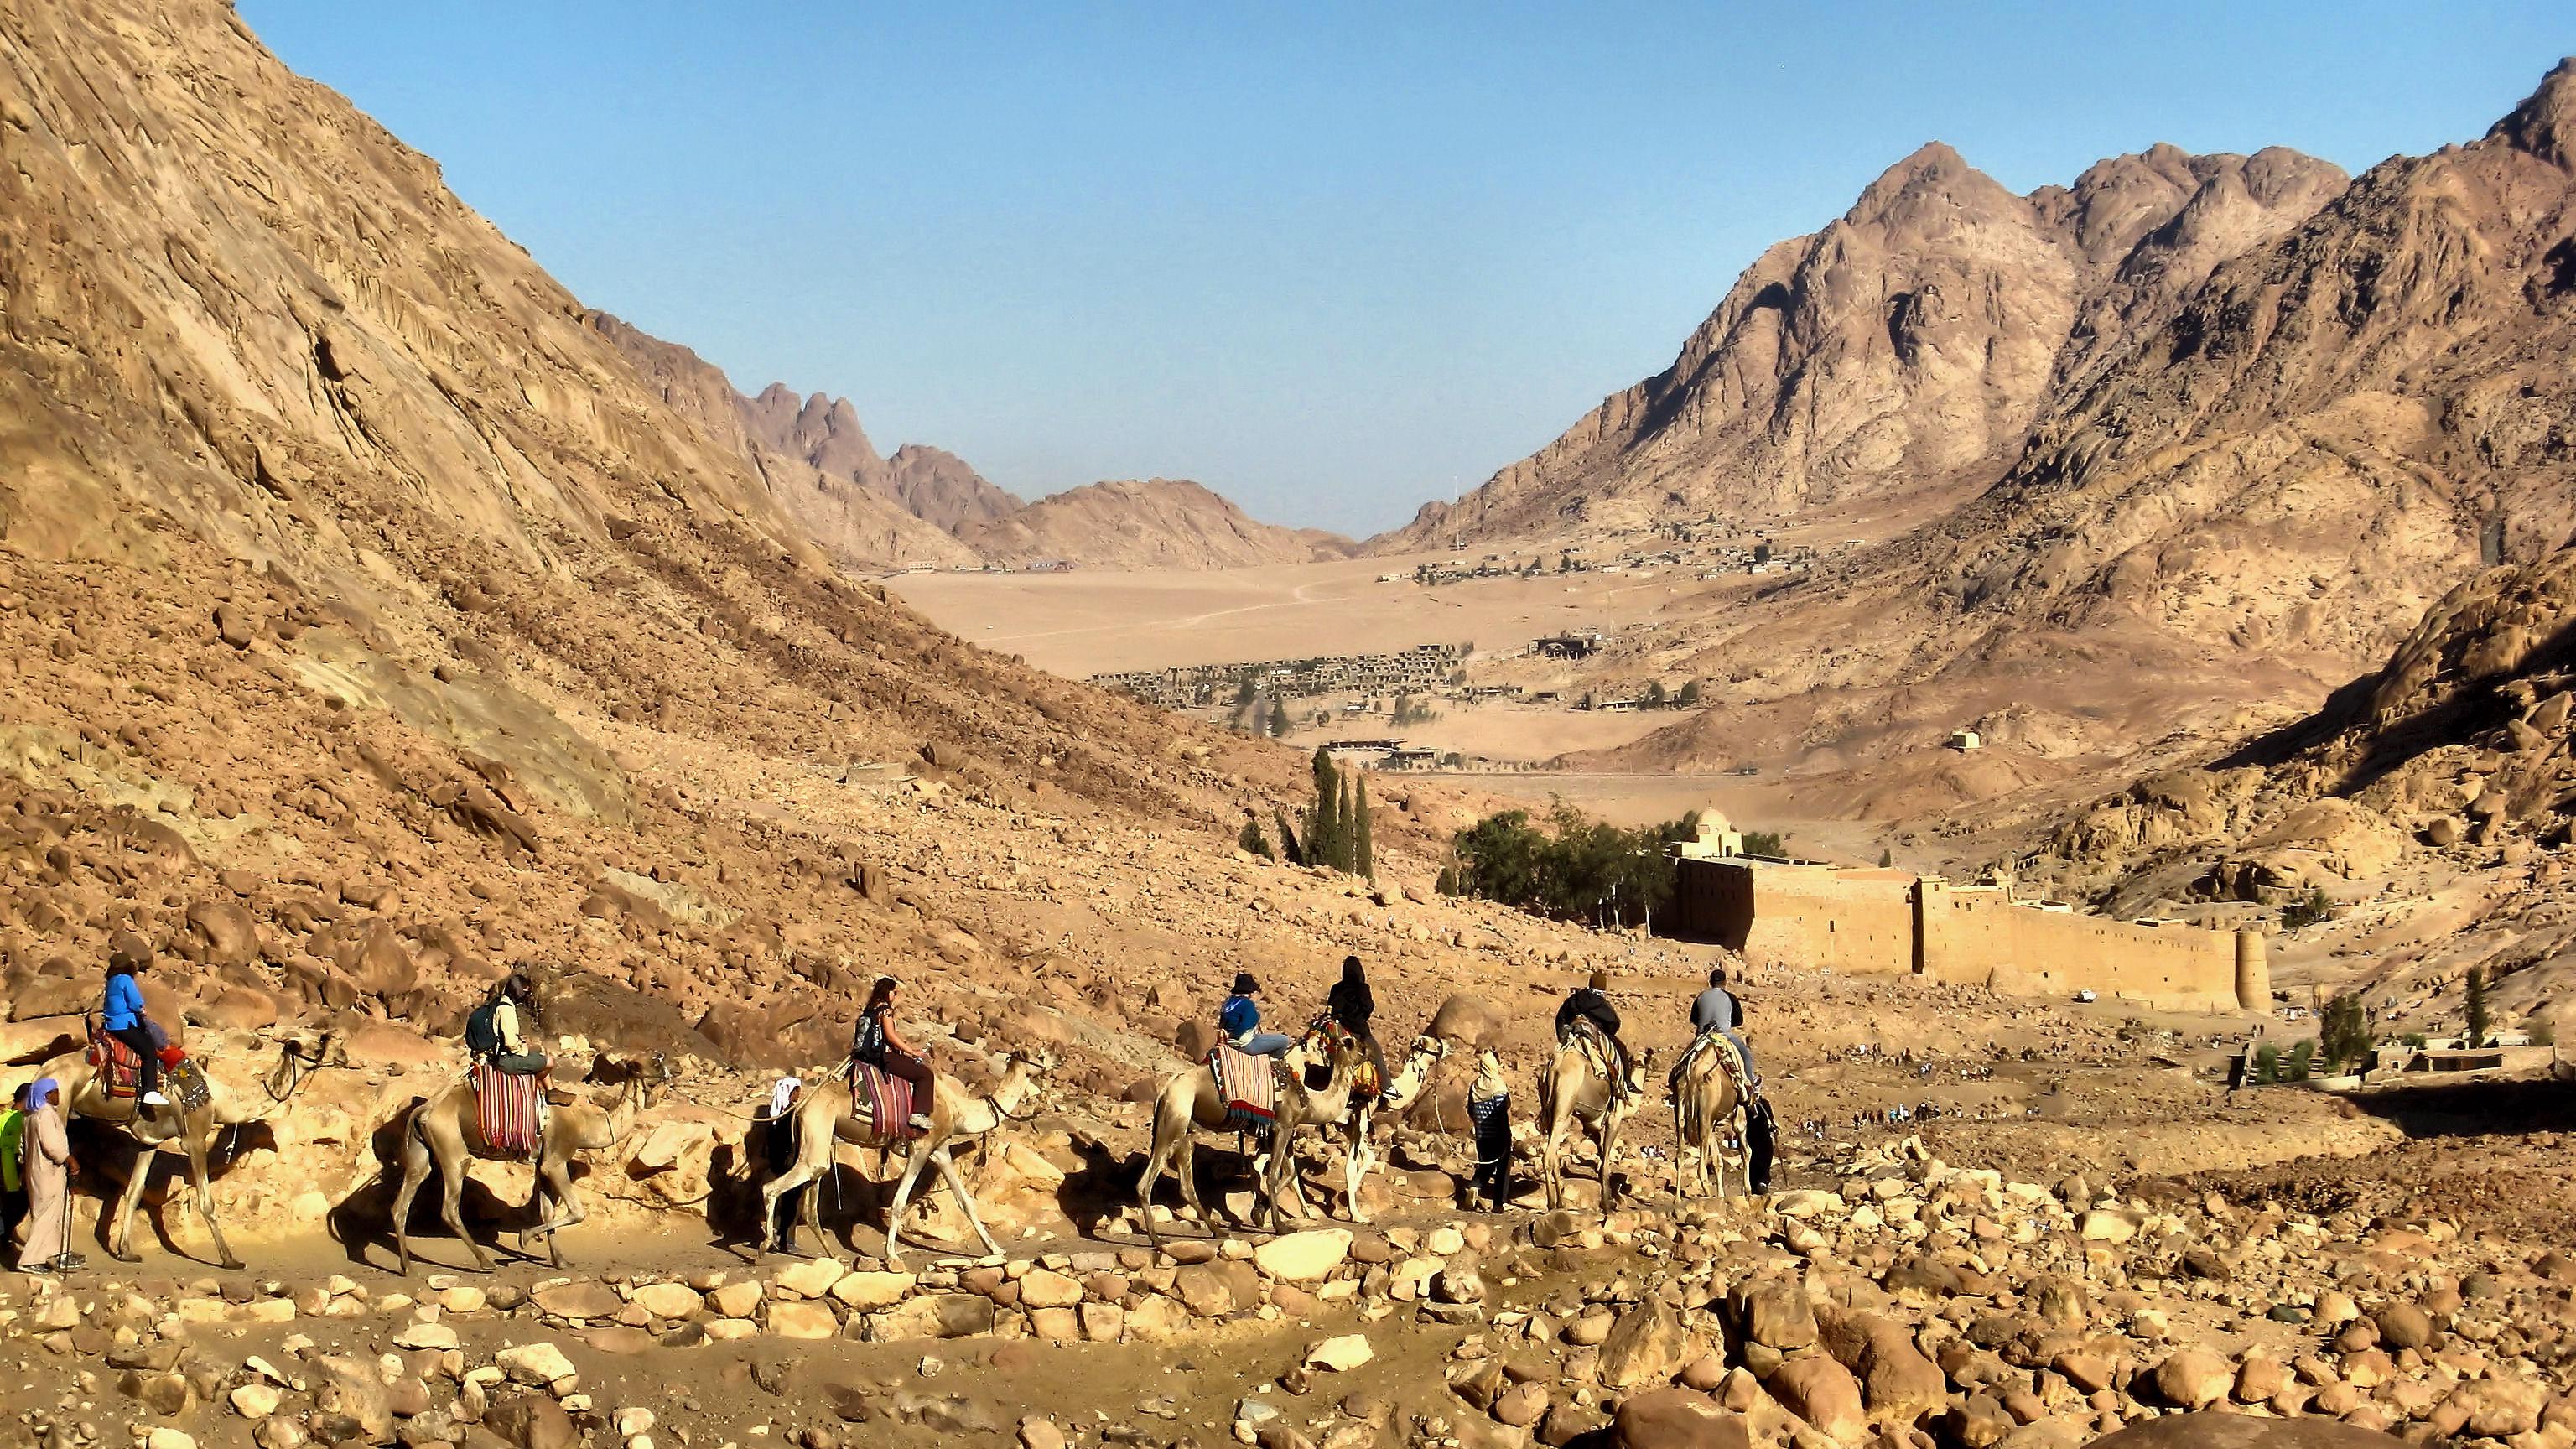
[1688,966,1754,1083]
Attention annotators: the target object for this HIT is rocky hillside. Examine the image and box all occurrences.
[957,478,1356,570]
[1386,143,2345,549]
[0,0,1530,1105]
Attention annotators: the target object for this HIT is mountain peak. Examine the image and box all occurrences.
[2489,55,2576,169]
[1848,141,2018,221]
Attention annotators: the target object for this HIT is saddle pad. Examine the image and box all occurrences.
[855,1062,924,1143]
[472,1062,546,1159]
[88,1029,142,1099]
[1208,1044,1277,1123]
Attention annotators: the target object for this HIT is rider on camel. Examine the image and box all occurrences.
[467,971,551,1076]
[1555,970,1633,1099]
[1672,964,1775,1192]
[1218,972,1293,1057]
[101,937,169,1109]
[1327,956,1391,1103]
[853,977,937,1132]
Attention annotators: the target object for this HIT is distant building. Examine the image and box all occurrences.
[1948,729,1982,752]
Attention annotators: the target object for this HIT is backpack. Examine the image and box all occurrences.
[465,1002,502,1058]
[852,1010,887,1065]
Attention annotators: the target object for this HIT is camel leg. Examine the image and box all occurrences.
[520,1154,585,1266]
[1599,1112,1624,1213]
[758,1143,823,1256]
[880,1145,930,1269]
[390,1118,435,1276]
[181,1124,243,1270]
[107,1141,157,1264]
[1673,1096,1692,1204]
[1540,1114,1565,1213]
[1343,1115,1370,1223]
[437,1140,495,1275]
[1172,1130,1207,1228]
[1135,1123,1177,1251]
[933,1145,1002,1259]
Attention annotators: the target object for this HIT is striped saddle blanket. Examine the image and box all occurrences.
[855,1063,923,1143]
[1208,1043,1278,1133]
[472,1062,547,1159]
[86,1021,182,1101]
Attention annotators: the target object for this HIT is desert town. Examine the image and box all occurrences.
[4,5,2576,1449]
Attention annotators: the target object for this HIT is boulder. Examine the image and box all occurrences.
[483,1394,579,1449]
[1305,1334,1374,1372]
[1765,1357,1866,1443]
[532,1282,622,1321]
[1731,1278,1817,1350]
[496,1342,579,1389]
[309,1355,393,1441]
[2081,1414,2407,1449]
[1427,995,1504,1047]
[2153,1349,2235,1410]
[1254,1228,1353,1282]
[1599,1297,1702,1390]
[1613,1389,1749,1449]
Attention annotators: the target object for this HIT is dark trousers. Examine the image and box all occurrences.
[110,1025,162,1094]
[870,1050,934,1103]
[1747,1098,1776,1192]
[1467,1093,1511,1210]
[0,1185,24,1256]
[488,1050,549,1075]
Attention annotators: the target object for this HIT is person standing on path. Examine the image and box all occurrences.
[0,1083,28,1258]
[1463,1049,1513,1213]
[17,1078,73,1273]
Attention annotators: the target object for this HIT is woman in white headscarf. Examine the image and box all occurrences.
[17,1077,72,1272]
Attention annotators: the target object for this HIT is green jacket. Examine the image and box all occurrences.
[0,1108,23,1193]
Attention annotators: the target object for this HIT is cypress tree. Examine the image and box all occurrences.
[1309,746,1341,871]
[1238,817,1271,859]
[2466,966,2489,1046]
[1354,769,1374,879]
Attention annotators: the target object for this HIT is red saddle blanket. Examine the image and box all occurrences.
[472,1062,546,1159]
[1208,1043,1278,1126]
[854,1062,924,1142]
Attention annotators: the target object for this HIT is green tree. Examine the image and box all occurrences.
[1742,829,1787,858]
[2465,966,2489,1047]
[2286,1040,2315,1081]
[1307,747,1342,871]
[2252,1043,2281,1084]
[1238,817,1272,860]
[1353,770,1374,879]
[1878,847,1894,869]
[2320,992,2371,1072]
[1644,680,1669,709]
[2283,886,2334,929]
[1676,679,1702,708]
[1266,698,1291,738]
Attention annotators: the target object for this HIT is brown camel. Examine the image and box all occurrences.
[1134,1035,1358,1251]
[1287,1033,1447,1224]
[1672,1034,1748,1201]
[390,1051,670,1275]
[44,1028,347,1270]
[1537,1034,1657,1213]
[756,1048,1052,1269]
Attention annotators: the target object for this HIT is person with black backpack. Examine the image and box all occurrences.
[465,972,549,1075]
[851,977,935,1132]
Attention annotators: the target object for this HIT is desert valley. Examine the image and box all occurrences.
[1,6,2573,1449]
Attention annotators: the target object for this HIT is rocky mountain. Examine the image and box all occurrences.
[1561,62,2576,813]
[1387,143,2346,549]
[956,478,1356,570]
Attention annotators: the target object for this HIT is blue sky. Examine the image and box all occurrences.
[241,3,2570,537]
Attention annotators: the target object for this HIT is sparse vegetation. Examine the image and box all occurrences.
[1391,693,1439,726]
[2282,885,2335,929]
[1442,800,1698,929]
[1741,828,1789,858]
[2319,992,2371,1073]
[2286,1039,2315,1081]
[1237,817,1271,860]
[1676,678,1702,708]
[2465,965,2490,1047]
[2252,1043,2282,1084]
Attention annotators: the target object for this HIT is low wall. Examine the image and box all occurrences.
[1674,857,2249,1010]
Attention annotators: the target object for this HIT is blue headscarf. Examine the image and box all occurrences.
[30,1078,59,1111]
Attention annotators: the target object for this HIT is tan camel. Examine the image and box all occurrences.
[756,1048,1052,1269]
[1672,1033,1748,1201]
[1134,1036,1358,1251]
[1285,1033,1447,1224]
[1537,1033,1657,1213]
[390,1051,670,1275]
[44,1028,347,1270]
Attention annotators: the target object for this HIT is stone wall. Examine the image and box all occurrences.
[1674,859,2255,1011]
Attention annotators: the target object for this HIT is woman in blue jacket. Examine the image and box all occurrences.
[1218,972,1292,1057]
[102,944,168,1108]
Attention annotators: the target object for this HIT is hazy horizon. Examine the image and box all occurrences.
[242,3,2572,537]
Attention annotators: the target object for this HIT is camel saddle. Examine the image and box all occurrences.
[470,1061,548,1160]
[1206,1042,1279,1134]
[1562,1017,1633,1100]
[851,1062,926,1144]
[1297,1015,1377,1099]
[1676,1030,1758,1104]
[85,1016,203,1108]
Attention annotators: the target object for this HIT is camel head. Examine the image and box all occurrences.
[589,1049,673,1104]
[1408,1035,1449,1066]
[1002,1047,1057,1078]
[286,1027,351,1069]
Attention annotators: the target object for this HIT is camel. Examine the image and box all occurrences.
[44,1027,348,1270]
[1672,1034,1749,1201]
[1134,1035,1358,1251]
[1537,1032,1657,1213]
[756,1048,1052,1269]
[389,1050,671,1275]
[1284,1033,1447,1223]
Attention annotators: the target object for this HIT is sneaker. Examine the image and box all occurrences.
[906,1114,933,1130]
[142,1091,170,1107]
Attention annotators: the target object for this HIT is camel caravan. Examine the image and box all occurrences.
[13,941,1773,1277]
